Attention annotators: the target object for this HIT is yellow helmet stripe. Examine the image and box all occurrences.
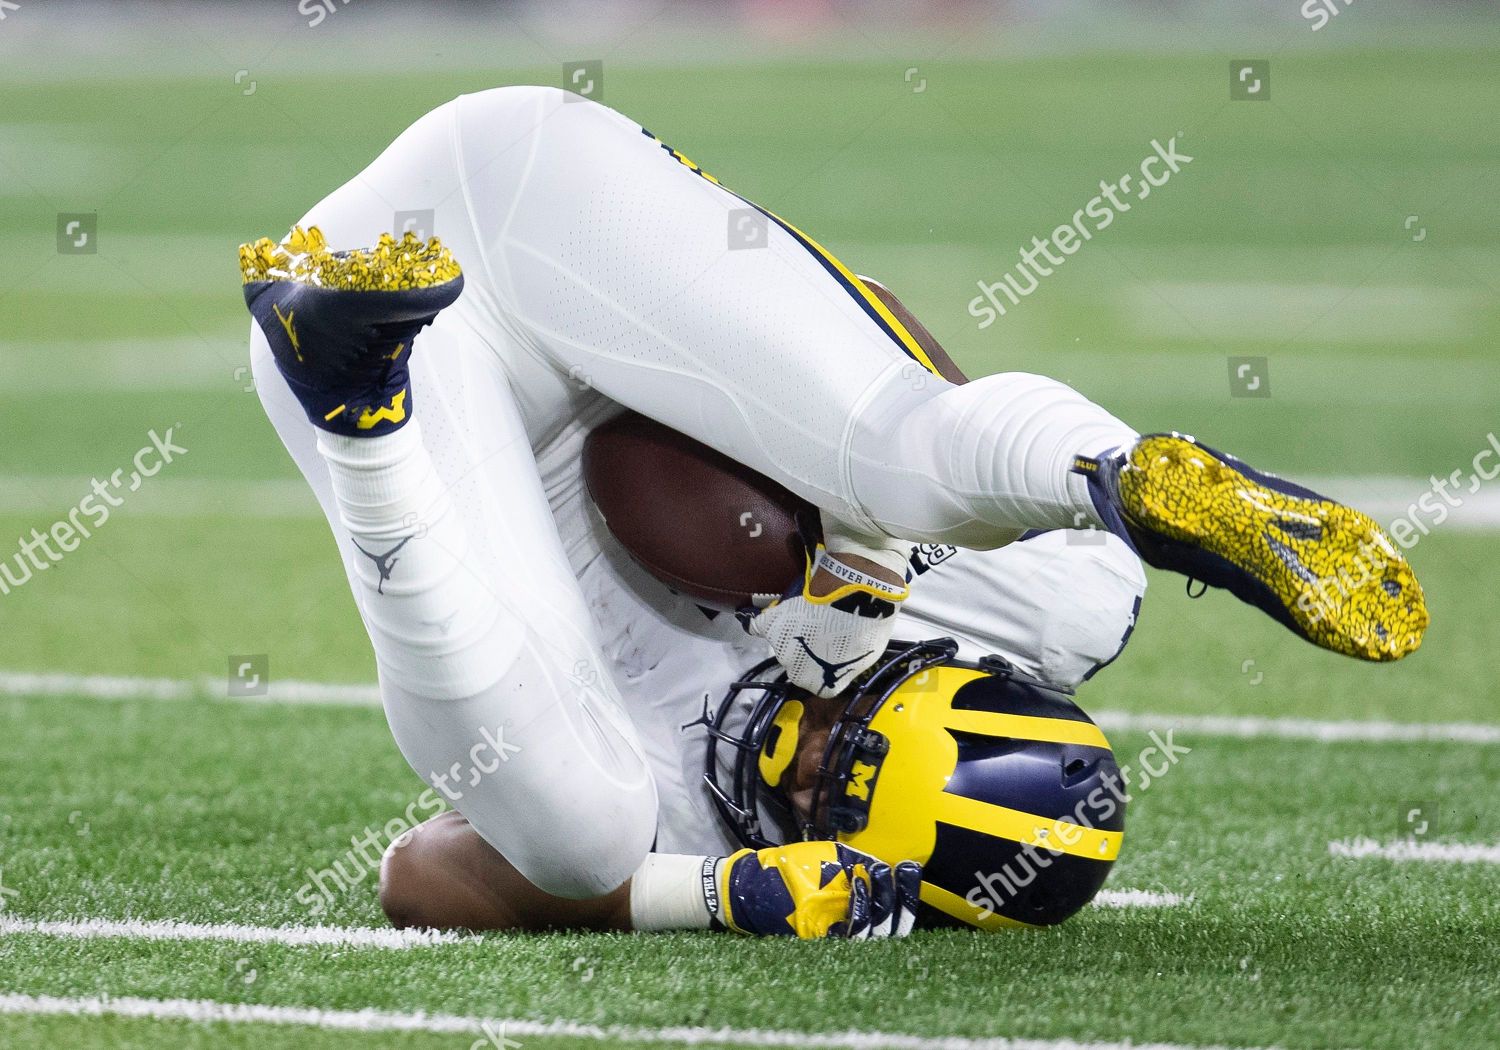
[938,792,1122,861]
[943,709,1112,751]
[920,881,1037,931]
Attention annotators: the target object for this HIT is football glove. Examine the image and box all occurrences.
[712,842,921,939]
[743,525,912,698]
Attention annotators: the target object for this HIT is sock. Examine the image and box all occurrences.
[628,853,717,931]
[318,420,520,699]
[851,371,1138,546]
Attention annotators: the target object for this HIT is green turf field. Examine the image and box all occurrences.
[2,5,1498,1049]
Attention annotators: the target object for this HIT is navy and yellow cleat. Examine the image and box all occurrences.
[239,226,464,437]
[1076,433,1427,661]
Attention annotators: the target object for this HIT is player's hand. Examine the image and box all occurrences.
[742,530,912,698]
[715,842,921,939]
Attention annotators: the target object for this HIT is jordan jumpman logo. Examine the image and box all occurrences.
[793,636,874,693]
[352,535,414,595]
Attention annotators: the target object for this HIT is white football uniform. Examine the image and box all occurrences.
[252,85,1141,897]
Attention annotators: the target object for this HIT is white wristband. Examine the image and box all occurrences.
[628,853,716,932]
[821,517,914,581]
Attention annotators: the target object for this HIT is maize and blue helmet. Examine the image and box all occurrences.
[704,638,1126,930]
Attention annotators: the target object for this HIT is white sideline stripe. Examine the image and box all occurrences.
[8,669,1500,745]
[1091,889,1189,908]
[0,671,379,706]
[0,993,1278,1050]
[1328,837,1500,865]
[1093,710,1500,746]
[0,916,461,949]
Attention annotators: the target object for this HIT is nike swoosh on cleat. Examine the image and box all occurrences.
[1265,535,1320,585]
[1272,518,1323,542]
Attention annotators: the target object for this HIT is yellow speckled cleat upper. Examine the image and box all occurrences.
[1106,434,1427,661]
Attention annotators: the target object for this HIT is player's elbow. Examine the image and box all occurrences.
[507,815,654,901]
[378,832,442,930]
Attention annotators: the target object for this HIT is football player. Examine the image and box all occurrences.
[242,86,1424,938]
[371,532,1146,938]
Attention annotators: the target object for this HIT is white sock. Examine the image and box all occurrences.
[851,371,1137,546]
[318,421,520,699]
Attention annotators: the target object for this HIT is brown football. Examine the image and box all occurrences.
[582,411,811,610]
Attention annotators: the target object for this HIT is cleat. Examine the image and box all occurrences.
[239,225,464,437]
[1076,433,1428,661]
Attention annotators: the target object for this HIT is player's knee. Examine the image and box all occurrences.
[456,84,570,124]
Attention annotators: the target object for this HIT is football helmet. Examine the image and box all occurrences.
[703,638,1126,930]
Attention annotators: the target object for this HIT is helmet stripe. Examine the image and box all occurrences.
[944,709,1112,750]
[919,881,1038,931]
[938,794,1122,861]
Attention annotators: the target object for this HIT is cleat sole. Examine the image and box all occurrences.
[238,225,462,292]
[1116,435,1427,661]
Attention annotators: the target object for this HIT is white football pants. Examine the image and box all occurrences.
[253,86,1136,898]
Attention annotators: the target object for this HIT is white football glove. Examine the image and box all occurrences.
[744,524,913,698]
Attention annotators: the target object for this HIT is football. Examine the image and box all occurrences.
[582,410,811,609]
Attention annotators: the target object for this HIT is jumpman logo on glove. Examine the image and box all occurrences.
[793,636,874,693]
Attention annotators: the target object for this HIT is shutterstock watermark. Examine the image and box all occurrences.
[968,136,1194,327]
[964,729,1191,920]
[1297,433,1500,622]
[295,719,523,916]
[295,790,447,917]
[299,0,358,29]
[1302,0,1356,31]
[429,723,522,803]
[0,427,186,596]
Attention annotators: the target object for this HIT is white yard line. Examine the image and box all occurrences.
[0,477,318,519]
[0,889,1187,953]
[0,671,379,706]
[1122,281,1482,345]
[0,992,1275,1049]
[1305,475,1500,531]
[1328,837,1500,865]
[1093,710,1500,746]
[0,337,246,391]
[1091,889,1190,908]
[0,916,461,949]
[7,669,1499,745]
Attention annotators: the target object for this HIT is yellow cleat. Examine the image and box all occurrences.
[1079,433,1427,661]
